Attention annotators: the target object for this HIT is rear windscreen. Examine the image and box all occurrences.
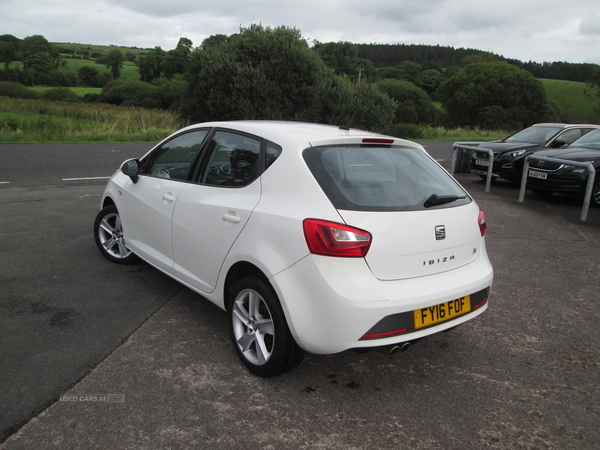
[303,145,471,211]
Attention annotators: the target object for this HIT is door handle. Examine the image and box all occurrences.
[163,193,175,202]
[223,213,241,224]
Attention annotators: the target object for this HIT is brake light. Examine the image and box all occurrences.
[303,219,372,257]
[362,138,395,144]
[478,209,487,237]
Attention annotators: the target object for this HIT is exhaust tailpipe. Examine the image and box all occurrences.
[389,342,411,356]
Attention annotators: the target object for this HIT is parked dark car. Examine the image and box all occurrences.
[469,123,599,181]
[525,128,600,207]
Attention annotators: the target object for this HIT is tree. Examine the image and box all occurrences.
[0,41,16,68]
[177,37,193,51]
[21,35,58,59]
[415,69,443,98]
[105,49,124,79]
[201,34,228,49]
[397,61,422,84]
[23,52,55,80]
[135,46,165,82]
[78,66,101,87]
[163,39,192,79]
[438,62,557,129]
[179,24,395,131]
[374,79,438,124]
[313,41,375,83]
[461,52,498,65]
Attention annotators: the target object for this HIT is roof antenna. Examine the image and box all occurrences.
[339,106,360,131]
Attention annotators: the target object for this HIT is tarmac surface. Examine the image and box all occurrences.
[1,143,600,449]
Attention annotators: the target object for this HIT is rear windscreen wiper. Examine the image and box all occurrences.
[424,193,467,208]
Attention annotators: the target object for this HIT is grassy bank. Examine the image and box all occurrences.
[0,97,183,143]
[0,100,509,144]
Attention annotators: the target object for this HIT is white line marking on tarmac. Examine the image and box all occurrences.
[63,177,111,181]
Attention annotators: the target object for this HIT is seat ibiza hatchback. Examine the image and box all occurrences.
[94,121,493,377]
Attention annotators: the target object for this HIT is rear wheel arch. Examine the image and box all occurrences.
[223,262,271,312]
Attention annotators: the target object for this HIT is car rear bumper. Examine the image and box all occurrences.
[271,246,494,354]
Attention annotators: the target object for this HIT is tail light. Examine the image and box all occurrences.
[303,219,372,257]
[478,209,487,237]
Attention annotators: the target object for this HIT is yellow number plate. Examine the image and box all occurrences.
[414,296,471,329]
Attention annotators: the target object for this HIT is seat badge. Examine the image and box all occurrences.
[435,225,446,240]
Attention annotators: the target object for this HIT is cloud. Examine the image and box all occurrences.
[0,0,598,63]
[580,13,600,35]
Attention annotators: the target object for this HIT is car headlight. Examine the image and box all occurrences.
[572,161,596,173]
[508,150,527,157]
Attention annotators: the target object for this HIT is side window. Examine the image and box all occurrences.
[142,130,209,181]
[197,131,261,187]
[557,129,582,145]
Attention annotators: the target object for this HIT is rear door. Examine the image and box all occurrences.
[171,130,263,293]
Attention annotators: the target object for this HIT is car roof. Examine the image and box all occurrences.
[531,123,600,129]
[178,120,423,150]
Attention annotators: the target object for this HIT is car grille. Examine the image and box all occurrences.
[528,159,562,171]
[475,151,499,159]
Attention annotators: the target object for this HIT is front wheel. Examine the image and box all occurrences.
[94,204,138,264]
[228,277,303,377]
[591,175,600,208]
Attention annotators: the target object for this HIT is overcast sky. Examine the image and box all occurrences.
[2,0,599,64]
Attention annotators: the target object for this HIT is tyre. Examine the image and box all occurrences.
[591,175,600,208]
[94,204,138,264]
[228,277,303,377]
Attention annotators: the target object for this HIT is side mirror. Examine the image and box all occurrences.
[549,140,565,148]
[121,159,140,183]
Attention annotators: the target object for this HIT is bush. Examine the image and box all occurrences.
[0,81,39,99]
[99,79,160,108]
[438,62,558,129]
[41,87,80,102]
[374,79,438,124]
[0,68,33,85]
[36,70,77,87]
[83,93,101,103]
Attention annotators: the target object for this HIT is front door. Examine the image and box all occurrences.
[120,129,209,273]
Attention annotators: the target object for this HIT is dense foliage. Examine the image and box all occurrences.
[356,43,599,83]
[178,25,395,130]
[374,79,438,125]
[438,62,558,129]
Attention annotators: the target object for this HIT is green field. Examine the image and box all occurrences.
[540,79,599,123]
[58,58,140,81]
[29,86,103,95]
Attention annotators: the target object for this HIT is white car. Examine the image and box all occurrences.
[94,121,493,377]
